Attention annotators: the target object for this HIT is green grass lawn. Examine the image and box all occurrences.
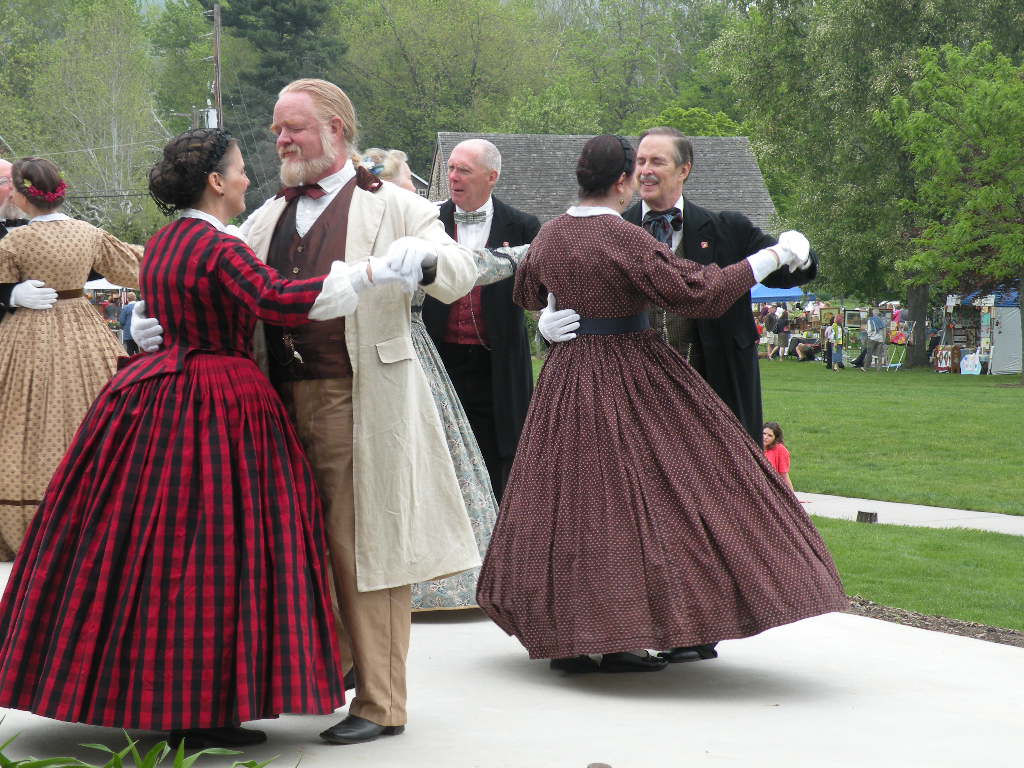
[760,361,1024,515]
[814,515,1024,631]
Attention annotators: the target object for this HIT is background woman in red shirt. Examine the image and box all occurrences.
[763,421,794,491]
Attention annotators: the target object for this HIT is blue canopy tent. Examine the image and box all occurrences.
[750,284,814,303]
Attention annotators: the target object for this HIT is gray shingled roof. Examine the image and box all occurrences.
[428,133,777,229]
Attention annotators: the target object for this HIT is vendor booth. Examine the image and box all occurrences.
[941,289,1021,374]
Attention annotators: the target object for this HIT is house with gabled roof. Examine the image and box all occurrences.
[427,132,778,228]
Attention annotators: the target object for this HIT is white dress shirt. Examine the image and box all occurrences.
[640,194,685,251]
[240,160,357,240]
[453,196,494,250]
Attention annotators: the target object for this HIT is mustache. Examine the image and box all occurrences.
[638,173,659,184]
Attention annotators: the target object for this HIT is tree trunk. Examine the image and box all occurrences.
[905,283,929,368]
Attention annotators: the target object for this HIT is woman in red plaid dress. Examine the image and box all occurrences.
[0,130,406,747]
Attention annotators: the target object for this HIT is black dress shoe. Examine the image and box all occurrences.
[319,714,405,745]
[343,667,358,691]
[599,651,668,673]
[167,726,267,749]
[658,644,719,663]
[549,655,600,673]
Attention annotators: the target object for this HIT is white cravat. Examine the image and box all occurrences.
[641,194,685,251]
[294,162,356,237]
[453,196,494,250]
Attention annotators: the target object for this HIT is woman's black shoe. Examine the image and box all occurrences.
[599,651,668,673]
[167,727,267,749]
[549,655,600,673]
[658,644,719,663]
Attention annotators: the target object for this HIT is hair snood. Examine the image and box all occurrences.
[576,134,635,198]
[149,128,235,216]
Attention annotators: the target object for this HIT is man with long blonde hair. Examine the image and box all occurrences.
[136,78,479,745]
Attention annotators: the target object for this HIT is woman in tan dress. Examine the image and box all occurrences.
[0,157,141,559]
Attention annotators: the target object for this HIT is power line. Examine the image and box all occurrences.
[67,191,150,198]
[25,140,163,158]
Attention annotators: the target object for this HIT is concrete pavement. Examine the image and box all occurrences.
[1,494,1022,767]
[799,492,1024,537]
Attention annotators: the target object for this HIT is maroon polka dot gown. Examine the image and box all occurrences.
[0,218,344,729]
[476,213,846,659]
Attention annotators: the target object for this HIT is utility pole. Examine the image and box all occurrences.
[212,3,224,129]
[202,3,225,129]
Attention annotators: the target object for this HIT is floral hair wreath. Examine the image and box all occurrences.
[22,178,67,203]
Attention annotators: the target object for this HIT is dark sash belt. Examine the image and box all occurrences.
[576,313,650,335]
[56,289,84,300]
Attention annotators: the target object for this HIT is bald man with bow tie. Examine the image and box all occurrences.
[422,139,540,502]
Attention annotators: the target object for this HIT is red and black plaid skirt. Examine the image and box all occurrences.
[0,354,343,730]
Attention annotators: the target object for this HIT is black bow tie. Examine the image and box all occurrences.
[641,207,683,244]
[278,183,327,202]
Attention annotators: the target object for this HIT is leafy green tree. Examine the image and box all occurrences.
[28,0,165,235]
[332,0,555,170]
[489,83,604,135]
[147,0,215,136]
[621,104,741,136]
[712,0,1024,363]
[878,43,1024,380]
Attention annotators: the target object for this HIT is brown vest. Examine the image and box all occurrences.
[266,178,357,383]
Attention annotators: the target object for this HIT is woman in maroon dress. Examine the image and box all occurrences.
[476,135,847,672]
[0,129,404,746]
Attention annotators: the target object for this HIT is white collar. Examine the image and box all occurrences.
[313,160,355,194]
[640,194,685,217]
[455,196,494,217]
[181,208,228,231]
[30,212,71,223]
[566,205,621,218]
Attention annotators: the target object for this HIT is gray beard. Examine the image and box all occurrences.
[279,152,336,187]
[0,200,26,220]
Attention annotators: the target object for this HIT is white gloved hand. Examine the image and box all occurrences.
[385,236,439,285]
[777,230,811,272]
[350,256,418,294]
[131,300,164,352]
[10,279,57,310]
[538,292,580,343]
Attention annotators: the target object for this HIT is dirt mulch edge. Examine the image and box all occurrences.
[844,595,1024,649]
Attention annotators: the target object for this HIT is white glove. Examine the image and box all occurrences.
[777,230,811,272]
[538,292,580,343]
[131,300,164,352]
[309,257,416,321]
[10,279,57,310]
[385,236,439,285]
[350,256,418,294]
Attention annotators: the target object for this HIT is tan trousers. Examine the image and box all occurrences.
[280,377,411,726]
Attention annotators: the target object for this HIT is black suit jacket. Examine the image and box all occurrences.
[423,196,540,458]
[0,219,30,318]
[624,198,818,442]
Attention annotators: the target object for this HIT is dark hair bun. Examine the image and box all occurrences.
[149,128,234,216]
[576,135,635,197]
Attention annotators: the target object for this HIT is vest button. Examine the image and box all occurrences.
[292,267,300,275]
[296,245,304,253]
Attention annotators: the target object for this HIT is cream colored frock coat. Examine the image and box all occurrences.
[243,182,480,591]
